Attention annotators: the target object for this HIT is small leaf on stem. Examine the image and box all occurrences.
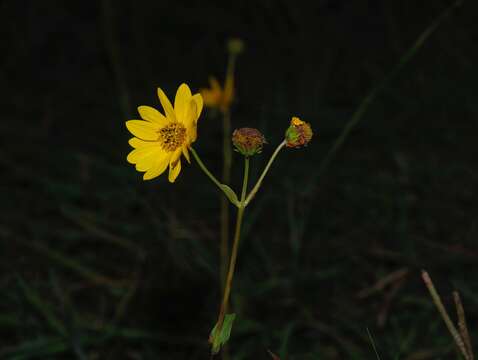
[220,184,239,206]
[209,313,236,355]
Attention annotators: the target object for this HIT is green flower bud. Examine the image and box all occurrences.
[285,117,313,148]
[232,128,266,157]
[227,38,245,55]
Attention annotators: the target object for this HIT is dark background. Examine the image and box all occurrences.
[1,0,477,359]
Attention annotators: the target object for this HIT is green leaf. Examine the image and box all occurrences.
[220,184,240,207]
[209,313,236,354]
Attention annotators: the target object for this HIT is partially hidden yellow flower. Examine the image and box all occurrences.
[126,83,203,182]
[200,75,234,113]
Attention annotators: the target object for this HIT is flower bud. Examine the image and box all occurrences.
[285,117,313,148]
[232,128,266,157]
[227,38,245,55]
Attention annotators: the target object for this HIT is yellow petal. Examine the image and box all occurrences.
[200,89,217,107]
[168,159,182,183]
[291,116,304,126]
[184,105,197,145]
[138,105,168,126]
[181,94,202,143]
[126,120,159,141]
[128,137,157,149]
[192,94,203,121]
[170,147,183,165]
[157,87,176,122]
[187,123,197,143]
[135,148,167,171]
[209,77,222,92]
[201,77,222,107]
[126,145,161,164]
[143,154,170,180]
[174,83,193,123]
[135,157,154,172]
[182,146,190,163]
[183,99,197,127]
[184,109,198,143]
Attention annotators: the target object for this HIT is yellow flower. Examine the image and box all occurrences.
[126,83,203,182]
[200,75,234,113]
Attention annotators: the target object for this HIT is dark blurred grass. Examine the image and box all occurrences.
[1,0,477,358]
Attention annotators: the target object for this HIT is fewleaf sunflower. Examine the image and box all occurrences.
[126,83,203,182]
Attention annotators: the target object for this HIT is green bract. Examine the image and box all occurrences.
[232,127,266,157]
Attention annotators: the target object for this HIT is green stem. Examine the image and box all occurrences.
[245,140,286,206]
[216,157,249,331]
[221,58,235,360]
[226,54,236,89]
[220,110,232,290]
[240,158,249,201]
[190,147,239,206]
[219,198,229,290]
[190,147,222,188]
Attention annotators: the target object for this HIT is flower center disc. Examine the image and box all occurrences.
[158,122,187,152]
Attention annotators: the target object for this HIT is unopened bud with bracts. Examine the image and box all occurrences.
[285,117,313,148]
[232,128,266,157]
